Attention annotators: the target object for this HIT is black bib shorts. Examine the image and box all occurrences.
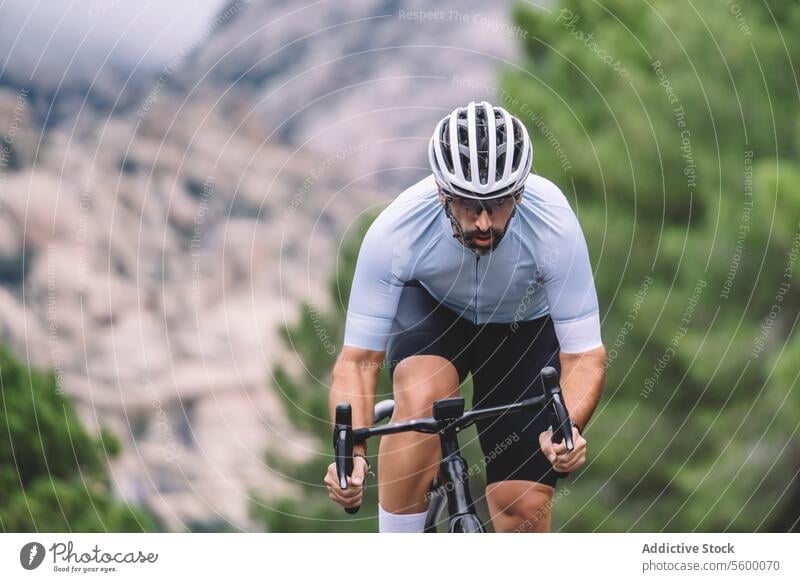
[386,280,563,488]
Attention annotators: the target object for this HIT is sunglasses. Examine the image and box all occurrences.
[443,189,522,217]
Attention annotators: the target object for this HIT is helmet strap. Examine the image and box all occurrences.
[506,200,519,225]
[442,198,468,245]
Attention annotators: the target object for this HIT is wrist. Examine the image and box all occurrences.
[353,452,374,479]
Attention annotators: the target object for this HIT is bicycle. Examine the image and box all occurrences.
[333,366,574,533]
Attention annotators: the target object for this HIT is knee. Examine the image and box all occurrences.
[392,357,459,419]
[499,499,551,533]
[487,482,554,533]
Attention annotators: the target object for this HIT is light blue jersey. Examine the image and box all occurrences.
[343,174,602,354]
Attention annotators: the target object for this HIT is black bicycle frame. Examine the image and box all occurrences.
[431,397,484,532]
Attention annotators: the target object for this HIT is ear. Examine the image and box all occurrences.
[437,191,446,205]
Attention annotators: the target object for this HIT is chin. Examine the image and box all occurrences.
[468,234,505,255]
[468,242,496,255]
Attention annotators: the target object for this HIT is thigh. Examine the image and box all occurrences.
[386,281,471,383]
[391,355,460,418]
[471,315,561,406]
[475,396,558,486]
[471,316,562,487]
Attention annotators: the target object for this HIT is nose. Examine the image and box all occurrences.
[475,209,491,231]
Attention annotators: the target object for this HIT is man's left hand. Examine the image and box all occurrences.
[539,426,586,473]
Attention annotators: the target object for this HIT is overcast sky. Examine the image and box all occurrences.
[0,0,227,82]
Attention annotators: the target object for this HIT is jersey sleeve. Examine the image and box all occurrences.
[541,205,603,353]
[342,216,406,351]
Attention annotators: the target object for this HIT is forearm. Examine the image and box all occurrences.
[558,345,606,432]
[329,350,383,454]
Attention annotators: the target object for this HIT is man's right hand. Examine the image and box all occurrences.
[324,456,370,509]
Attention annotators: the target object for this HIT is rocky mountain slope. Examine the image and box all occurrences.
[179,0,526,190]
[1,85,372,529]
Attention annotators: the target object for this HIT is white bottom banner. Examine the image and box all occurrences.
[1,533,797,581]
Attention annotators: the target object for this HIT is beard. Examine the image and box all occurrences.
[461,226,508,254]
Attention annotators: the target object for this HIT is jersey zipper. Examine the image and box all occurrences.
[473,254,480,325]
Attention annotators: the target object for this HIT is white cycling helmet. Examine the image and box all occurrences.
[428,100,533,199]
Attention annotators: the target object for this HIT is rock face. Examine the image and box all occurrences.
[179,0,520,191]
[0,0,524,529]
[1,86,371,530]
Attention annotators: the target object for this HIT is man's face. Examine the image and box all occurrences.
[439,188,521,254]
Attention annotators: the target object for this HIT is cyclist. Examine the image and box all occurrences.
[324,101,606,532]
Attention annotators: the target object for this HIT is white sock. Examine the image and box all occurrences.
[378,504,427,533]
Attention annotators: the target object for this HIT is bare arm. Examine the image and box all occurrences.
[559,345,606,432]
[324,346,384,508]
[329,346,385,455]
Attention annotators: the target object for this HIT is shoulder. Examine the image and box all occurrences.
[516,173,579,232]
[367,174,439,235]
[382,174,439,217]
[357,174,440,276]
[521,173,571,210]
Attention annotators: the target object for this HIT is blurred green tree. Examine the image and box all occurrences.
[505,0,799,531]
[0,346,155,532]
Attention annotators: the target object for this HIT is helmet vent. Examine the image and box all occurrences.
[439,121,454,173]
[511,118,525,172]
[456,110,471,180]
[475,104,488,184]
